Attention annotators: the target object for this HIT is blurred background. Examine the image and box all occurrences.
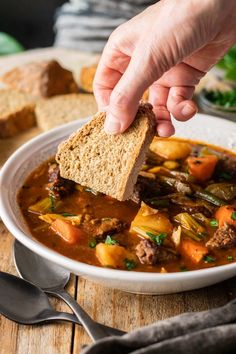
[0,0,66,49]
[0,0,235,117]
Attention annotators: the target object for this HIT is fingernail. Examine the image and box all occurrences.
[181,104,196,117]
[104,114,121,134]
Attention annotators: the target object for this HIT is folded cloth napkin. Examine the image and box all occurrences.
[54,0,156,52]
[82,298,236,354]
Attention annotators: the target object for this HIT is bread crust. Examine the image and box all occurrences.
[0,89,36,138]
[1,60,78,98]
[56,103,156,201]
[35,93,97,131]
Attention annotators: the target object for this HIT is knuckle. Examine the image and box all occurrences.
[110,90,130,107]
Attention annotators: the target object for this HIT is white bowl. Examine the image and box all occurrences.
[1,113,236,295]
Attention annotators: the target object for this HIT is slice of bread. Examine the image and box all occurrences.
[56,103,156,201]
[35,93,98,131]
[0,89,36,138]
[80,64,97,93]
[1,60,78,98]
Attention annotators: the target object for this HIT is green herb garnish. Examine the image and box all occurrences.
[89,240,97,248]
[124,259,136,270]
[205,90,236,108]
[210,219,219,227]
[105,235,119,245]
[231,211,236,221]
[217,44,236,81]
[227,255,234,262]
[203,255,216,263]
[146,232,167,246]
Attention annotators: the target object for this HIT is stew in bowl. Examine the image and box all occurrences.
[18,137,236,273]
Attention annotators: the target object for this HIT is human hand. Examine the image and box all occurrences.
[93,0,236,136]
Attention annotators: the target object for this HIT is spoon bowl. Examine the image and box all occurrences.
[0,271,80,325]
[14,239,70,290]
[13,240,125,339]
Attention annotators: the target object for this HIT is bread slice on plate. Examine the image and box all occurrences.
[35,93,98,131]
[56,103,156,201]
[0,89,36,138]
[1,60,78,98]
[80,64,97,93]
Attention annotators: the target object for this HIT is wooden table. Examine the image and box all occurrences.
[0,48,235,354]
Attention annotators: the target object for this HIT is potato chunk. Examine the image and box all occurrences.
[96,243,132,269]
[130,202,173,234]
[150,138,191,160]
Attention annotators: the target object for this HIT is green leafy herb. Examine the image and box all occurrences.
[205,90,236,109]
[146,232,167,246]
[0,32,24,56]
[217,45,236,81]
[105,235,119,245]
[49,195,55,212]
[179,265,188,272]
[89,240,97,248]
[61,212,77,217]
[203,255,216,263]
[210,219,219,227]
[124,259,136,270]
[227,255,234,262]
[231,211,236,221]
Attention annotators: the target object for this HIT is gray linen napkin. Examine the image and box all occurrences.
[54,0,156,52]
[82,299,236,354]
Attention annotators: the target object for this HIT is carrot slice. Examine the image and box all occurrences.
[180,238,208,264]
[50,219,84,244]
[215,205,236,228]
[187,155,218,182]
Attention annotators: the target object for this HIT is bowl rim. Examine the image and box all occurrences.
[1,113,236,282]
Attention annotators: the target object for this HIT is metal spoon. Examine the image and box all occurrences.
[0,270,81,325]
[13,240,125,340]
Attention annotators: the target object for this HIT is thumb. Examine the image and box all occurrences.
[104,48,160,134]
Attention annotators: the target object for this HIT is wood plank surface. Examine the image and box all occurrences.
[0,48,235,354]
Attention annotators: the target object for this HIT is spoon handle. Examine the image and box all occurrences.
[56,312,126,336]
[50,288,111,341]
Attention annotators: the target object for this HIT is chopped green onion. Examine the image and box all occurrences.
[89,240,97,248]
[210,219,219,227]
[227,255,234,262]
[124,259,136,270]
[231,211,236,221]
[146,232,167,246]
[203,255,216,263]
[105,235,119,245]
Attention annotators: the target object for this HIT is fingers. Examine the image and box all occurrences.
[104,47,157,134]
[93,44,131,109]
[149,83,175,137]
[167,86,198,121]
